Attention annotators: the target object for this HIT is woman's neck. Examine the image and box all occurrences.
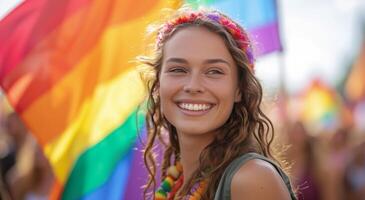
[177,132,215,186]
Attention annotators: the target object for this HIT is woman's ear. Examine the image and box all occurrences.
[234,88,241,102]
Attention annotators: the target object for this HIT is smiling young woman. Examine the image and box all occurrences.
[139,8,297,200]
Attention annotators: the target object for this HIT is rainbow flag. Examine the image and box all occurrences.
[0,0,180,199]
[300,79,341,132]
[187,0,283,55]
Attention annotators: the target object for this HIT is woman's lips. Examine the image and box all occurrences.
[176,102,215,116]
[178,102,212,111]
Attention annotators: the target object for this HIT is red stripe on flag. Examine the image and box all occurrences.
[0,0,159,113]
[0,0,91,81]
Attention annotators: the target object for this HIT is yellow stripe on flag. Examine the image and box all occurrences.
[45,68,145,183]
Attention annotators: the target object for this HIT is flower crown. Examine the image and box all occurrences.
[156,11,255,71]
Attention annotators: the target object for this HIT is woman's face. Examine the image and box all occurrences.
[159,27,241,138]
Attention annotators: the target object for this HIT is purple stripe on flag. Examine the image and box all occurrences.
[249,21,282,56]
[123,138,147,200]
[124,130,165,200]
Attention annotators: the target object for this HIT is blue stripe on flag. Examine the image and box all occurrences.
[79,149,134,200]
[201,0,277,29]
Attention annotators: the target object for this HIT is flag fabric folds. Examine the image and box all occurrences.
[0,0,180,199]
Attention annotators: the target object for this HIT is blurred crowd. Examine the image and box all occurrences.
[278,120,365,200]
[276,36,365,200]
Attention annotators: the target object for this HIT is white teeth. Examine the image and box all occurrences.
[179,103,211,111]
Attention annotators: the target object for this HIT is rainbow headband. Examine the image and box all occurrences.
[157,11,255,71]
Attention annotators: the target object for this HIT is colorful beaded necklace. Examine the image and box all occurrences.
[155,162,207,200]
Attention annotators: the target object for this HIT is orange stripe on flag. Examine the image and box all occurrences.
[2,0,160,114]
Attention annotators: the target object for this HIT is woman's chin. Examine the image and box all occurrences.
[175,126,217,138]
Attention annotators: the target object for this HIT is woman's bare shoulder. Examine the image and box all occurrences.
[231,158,291,200]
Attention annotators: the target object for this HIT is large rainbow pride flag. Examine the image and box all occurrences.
[0,0,281,199]
[0,0,181,199]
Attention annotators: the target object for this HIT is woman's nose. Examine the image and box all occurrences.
[183,74,205,94]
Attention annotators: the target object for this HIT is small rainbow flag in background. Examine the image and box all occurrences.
[0,0,282,199]
[300,79,342,132]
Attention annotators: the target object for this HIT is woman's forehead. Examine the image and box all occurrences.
[162,27,234,64]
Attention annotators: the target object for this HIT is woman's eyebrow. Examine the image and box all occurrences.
[203,59,231,67]
[165,57,188,64]
[165,58,231,69]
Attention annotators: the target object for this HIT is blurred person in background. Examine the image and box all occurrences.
[1,112,54,200]
[322,127,352,200]
[0,112,23,199]
[345,140,365,200]
[286,121,322,200]
[0,126,13,200]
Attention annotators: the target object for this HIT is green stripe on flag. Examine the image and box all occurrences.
[62,108,145,200]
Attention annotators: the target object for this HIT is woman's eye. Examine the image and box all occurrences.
[207,69,224,75]
[168,67,186,73]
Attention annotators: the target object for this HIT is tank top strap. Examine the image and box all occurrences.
[214,152,297,200]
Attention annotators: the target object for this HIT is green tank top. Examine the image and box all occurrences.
[214,152,297,200]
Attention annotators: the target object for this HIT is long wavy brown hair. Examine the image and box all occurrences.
[139,8,278,200]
